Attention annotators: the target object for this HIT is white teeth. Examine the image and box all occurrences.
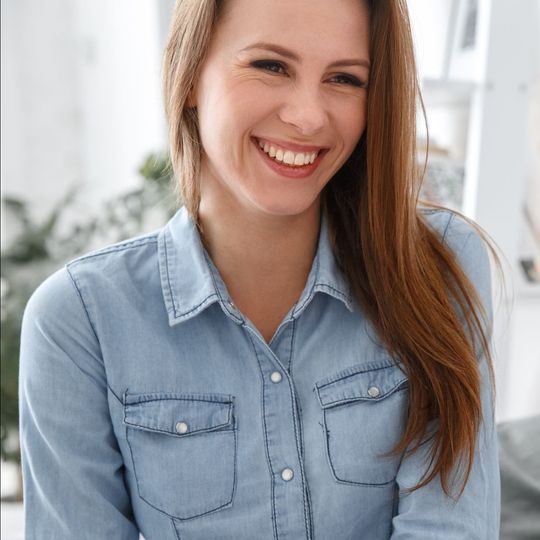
[257,138,319,167]
[283,151,295,165]
[294,153,305,166]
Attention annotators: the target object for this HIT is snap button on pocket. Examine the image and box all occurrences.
[175,421,189,434]
[124,392,236,520]
[315,359,409,486]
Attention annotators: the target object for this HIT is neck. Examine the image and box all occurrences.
[197,188,321,325]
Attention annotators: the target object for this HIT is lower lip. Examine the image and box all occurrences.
[251,138,326,179]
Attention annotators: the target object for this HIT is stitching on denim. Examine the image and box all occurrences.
[124,393,234,405]
[245,330,279,540]
[284,367,311,538]
[124,394,233,434]
[304,471,315,540]
[125,404,233,435]
[171,293,220,320]
[171,518,181,540]
[288,318,297,373]
[163,229,221,321]
[269,325,311,537]
[441,211,456,244]
[315,358,402,389]
[420,208,453,215]
[204,252,243,325]
[313,283,352,305]
[166,431,237,526]
[321,409,396,488]
[126,421,237,520]
[126,425,235,441]
[162,230,179,317]
[246,325,312,538]
[454,230,475,259]
[268,316,295,348]
[124,419,234,436]
[292,251,321,317]
[318,381,409,409]
[287,319,312,538]
[68,235,159,265]
[294,394,312,538]
[107,384,123,404]
[65,265,101,347]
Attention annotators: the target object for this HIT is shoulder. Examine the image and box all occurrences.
[24,229,162,325]
[420,207,493,323]
[420,208,490,271]
[66,229,160,276]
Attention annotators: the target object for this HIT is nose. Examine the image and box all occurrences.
[277,86,329,136]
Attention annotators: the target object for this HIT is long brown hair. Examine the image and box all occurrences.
[163,0,499,499]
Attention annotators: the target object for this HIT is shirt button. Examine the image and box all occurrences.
[175,421,188,434]
[281,468,294,481]
[367,386,380,398]
[270,371,282,383]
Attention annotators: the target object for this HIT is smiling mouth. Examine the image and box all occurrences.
[254,137,322,167]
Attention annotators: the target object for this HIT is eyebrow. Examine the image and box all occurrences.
[239,41,370,70]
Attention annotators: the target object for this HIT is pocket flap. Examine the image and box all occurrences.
[123,392,234,436]
[315,359,408,408]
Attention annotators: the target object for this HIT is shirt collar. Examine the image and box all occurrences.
[157,206,353,327]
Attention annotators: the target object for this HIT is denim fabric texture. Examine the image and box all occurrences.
[19,206,500,539]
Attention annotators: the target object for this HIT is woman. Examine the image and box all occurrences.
[19,0,501,538]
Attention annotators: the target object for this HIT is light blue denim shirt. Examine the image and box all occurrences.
[19,206,500,539]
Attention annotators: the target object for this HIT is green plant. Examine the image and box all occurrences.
[0,152,176,480]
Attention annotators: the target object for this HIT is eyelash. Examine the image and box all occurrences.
[251,60,367,88]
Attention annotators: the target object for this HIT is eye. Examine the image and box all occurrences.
[330,74,368,88]
[251,60,287,75]
[250,60,368,89]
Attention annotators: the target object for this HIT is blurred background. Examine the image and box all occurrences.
[1,0,539,538]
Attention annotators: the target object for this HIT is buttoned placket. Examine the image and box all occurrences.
[217,293,312,539]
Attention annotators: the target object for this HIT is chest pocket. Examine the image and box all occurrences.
[123,392,236,520]
[315,358,409,486]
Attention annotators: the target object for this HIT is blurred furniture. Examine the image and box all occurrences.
[498,415,540,539]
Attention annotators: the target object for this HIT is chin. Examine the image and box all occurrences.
[247,193,321,219]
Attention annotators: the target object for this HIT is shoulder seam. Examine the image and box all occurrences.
[441,212,457,245]
[455,229,478,260]
[64,265,102,348]
[67,234,159,267]
[65,266,128,401]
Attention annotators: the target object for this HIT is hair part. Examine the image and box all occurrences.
[162,0,500,499]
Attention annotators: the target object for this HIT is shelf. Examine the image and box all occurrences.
[420,78,478,107]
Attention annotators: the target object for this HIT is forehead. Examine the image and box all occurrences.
[214,0,370,59]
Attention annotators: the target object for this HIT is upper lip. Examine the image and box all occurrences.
[253,136,328,153]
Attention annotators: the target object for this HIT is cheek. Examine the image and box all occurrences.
[338,101,367,149]
[202,81,269,141]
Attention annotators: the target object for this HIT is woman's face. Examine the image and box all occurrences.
[191,0,370,220]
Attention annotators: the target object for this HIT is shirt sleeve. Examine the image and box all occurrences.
[19,266,140,539]
[390,216,501,539]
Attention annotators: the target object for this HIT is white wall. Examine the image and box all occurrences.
[1,0,167,225]
[408,0,540,421]
[1,0,83,217]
